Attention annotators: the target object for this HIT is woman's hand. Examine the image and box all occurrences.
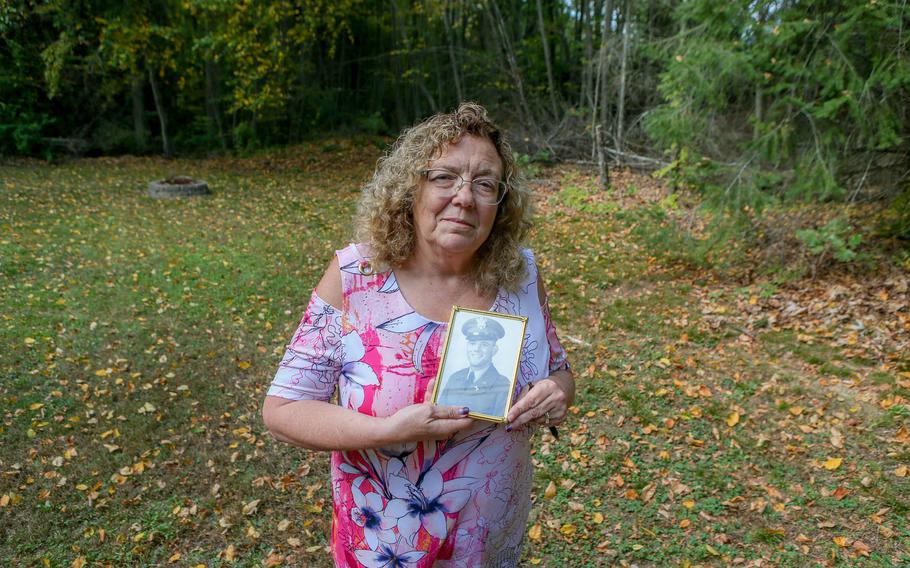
[380,378,476,444]
[505,368,574,431]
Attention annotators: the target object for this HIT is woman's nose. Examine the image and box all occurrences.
[451,180,476,207]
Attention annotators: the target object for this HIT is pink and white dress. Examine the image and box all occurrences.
[267,244,568,567]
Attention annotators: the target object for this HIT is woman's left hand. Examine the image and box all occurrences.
[506,368,574,431]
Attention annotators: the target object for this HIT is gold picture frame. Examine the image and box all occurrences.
[430,306,528,423]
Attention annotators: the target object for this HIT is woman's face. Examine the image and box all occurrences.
[412,135,502,259]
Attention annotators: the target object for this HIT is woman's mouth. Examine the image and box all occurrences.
[441,217,474,228]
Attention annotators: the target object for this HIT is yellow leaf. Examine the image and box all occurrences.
[679,519,691,528]
[528,524,542,541]
[0,494,10,507]
[726,412,739,427]
[168,552,181,562]
[833,536,848,547]
[683,499,695,509]
[30,402,44,410]
[894,465,908,478]
[592,512,604,524]
[823,457,843,470]
[223,544,236,561]
[544,481,556,499]
[72,558,86,568]
[559,523,576,536]
[237,361,251,369]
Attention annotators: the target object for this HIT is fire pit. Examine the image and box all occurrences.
[148,176,211,198]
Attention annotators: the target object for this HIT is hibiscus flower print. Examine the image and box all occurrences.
[354,538,426,568]
[340,331,380,410]
[384,460,475,546]
[351,485,396,550]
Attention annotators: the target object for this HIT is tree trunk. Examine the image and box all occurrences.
[615,0,630,158]
[442,0,464,103]
[488,0,536,135]
[536,0,559,117]
[147,65,172,158]
[580,0,594,109]
[754,84,763,141]
[596,123,610,190]
[591,0,612,159]
[390,0,406,129]
[131,74,147,153]
[204,59,227,152]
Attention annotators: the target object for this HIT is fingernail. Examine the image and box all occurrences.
[505,425,512,432]
[460,407,470,415]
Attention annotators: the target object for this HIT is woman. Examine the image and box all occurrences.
[262,103,574,567]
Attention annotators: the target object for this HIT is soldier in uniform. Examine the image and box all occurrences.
[437,316,512,417]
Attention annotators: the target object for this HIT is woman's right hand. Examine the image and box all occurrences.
[381,379,475,444]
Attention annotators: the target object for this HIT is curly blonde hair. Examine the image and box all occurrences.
[355,102,533,293]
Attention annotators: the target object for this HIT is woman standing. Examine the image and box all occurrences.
[262,103,574,567]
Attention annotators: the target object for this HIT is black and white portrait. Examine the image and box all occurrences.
[433,308,527,421]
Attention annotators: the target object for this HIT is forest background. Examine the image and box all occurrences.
[2,0,910,260]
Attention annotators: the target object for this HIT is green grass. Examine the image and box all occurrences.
[2,150,909,567]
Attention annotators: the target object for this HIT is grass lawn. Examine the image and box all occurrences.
[1,143,908,567]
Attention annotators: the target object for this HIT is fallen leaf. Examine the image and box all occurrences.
[833,536,848,547]
[894,465,908,478]
[823,457,843,470]
[543,481,557,499]
[726,412,739,427]
[72,558,86,568]
[641,482,656,503]
[242,499,260,515]
[830,428,844,449]
[852,540,871,556]
[528,524,542,541]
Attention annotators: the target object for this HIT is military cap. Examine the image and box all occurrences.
[461,317,505,341]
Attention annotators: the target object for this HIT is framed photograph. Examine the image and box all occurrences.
[430,306,528,423]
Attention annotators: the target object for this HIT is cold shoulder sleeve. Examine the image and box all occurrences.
[267,291,343,401]
[541,293,569,373]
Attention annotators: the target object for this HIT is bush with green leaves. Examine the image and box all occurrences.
[796,218,863,275]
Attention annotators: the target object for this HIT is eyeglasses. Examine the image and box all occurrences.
[419,169,508,205]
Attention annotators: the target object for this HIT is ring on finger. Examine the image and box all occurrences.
[544,411,551,426]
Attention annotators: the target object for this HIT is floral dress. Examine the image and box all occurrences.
[267,244,568,567]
